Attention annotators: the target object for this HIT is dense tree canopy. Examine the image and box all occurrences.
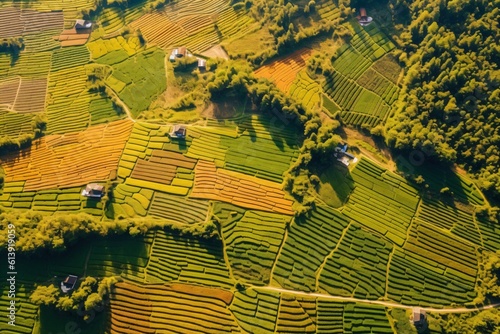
[385,0,500,199]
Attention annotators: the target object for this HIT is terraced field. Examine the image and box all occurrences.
[0,119,133,191]
[322,22,400,127]
[288,70,322,112]
[130,0,254,53]
[342,157,419,246]
[110,282,240,333]
[254,48,313,92]
[191,160,294,215]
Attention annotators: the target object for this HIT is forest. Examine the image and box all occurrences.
[384,0,500,201]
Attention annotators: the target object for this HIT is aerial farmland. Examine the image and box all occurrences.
[0,0,499,333]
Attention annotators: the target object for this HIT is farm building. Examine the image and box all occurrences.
[357,8,373,26]
[60,275,78,293]
[75,19,92,29]
[198,58,207,71]
[177,46,187,57]
[334,143,358,166]
[170,125,187,138]
[81,183,105,198]
[411,308,428,331]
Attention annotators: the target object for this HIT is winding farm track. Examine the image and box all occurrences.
[252,286,500,314]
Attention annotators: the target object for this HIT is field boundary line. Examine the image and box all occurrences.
[268,218,290,285]
[12,76,22,111]
[384,244,396,300]
[143,229,158,283]
[218,210,236,283]
[252,286,500,313]
[315,220,352,291]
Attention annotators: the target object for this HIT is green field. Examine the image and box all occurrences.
[0,0,497,333]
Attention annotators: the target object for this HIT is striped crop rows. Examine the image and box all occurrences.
[288,70,321,112]
[146,230,234,288]
[343,158,419,246]
[149,192,209,223]
[318,223,393,299]
[191,160,294,215]
[273,205,351,291]
[254,48,312,92]
[109,282,240,334]
[0,119,133,191]
[230,289,280,333]
[219,203,291,284]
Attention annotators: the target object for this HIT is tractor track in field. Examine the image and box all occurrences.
[251,286,500,314]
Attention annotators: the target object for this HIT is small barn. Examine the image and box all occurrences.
[170,125,187,138]
[61,275,78,293]
[177,46,187,57]
[75,19,92,30]
[81,183,105,198]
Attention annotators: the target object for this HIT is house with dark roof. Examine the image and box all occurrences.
[81,184,104,198]
[170,125,187,138]
[75,19,92,30]
[61,275,78,293]
[198,58,207,71]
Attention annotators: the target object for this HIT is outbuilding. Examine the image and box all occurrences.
[75,19,92,29]
[81,183,105,198]
[61,275,78,293]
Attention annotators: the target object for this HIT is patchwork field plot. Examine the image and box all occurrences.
[0,282,37,334]
[187,114,300,183]
[110,282,241,334]
[0,0,94,21]
[277,293,317,333]
[88,35,142,60]
[0,52,52,78]
[98,4,147,36]
[372,54,403,84]
[0,7,63,38]
[13,78,48,113]
[146,230,234,288]
[322,23,400,127]
[0,110,34,137]
[87,233,153,283]
[102,48,166,116]
[288,70,321,111]
[273,205,351,291]
[0,119,133,191]
[342,157,420,246]
[130,0,254,53]
[230,288,280,333]
[0,77,21,110]
[417,199,481,245]
[191,160,294,215]
[149,192,208,223]
[217,202,291,284]
[318,223,393,299]
[0,186,90,213]
[342,303,393,334]
[254,48,312,92]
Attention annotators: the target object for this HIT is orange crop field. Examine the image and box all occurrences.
[0,119,133,191]
[110,282,241,334]
[254,48,312,92]
[190,160,294,215]
[57,28,90,47]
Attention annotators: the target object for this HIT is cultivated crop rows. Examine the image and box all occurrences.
[0,52,52,78]
[0,119,133,191]
[146,230,234,288]
[230,289,280,333]
[89,96,124,125]
[273,205,351,291]
[87,234,153,283]
[288,70,321,112]
[417,199,481,245]
[0,187,88,213]
[110,282,240,334]
[277,294,316,333]
[343,158,419,246]
[219,203,291,284]
[254,48,312,92]
[149,192,208,223]
[318,223,393,299]
[191,160,294,215]
[0,77,20,110]
[0,7,63,38]
[130,0,253,53]
[100,5,143,36]
[14,78,47,113]
[88,36,141,60]
[0,282,37,333]
[316,1,341,21]
[0,110,33,137]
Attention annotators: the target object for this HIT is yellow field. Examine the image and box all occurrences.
[254,48,312,92]
[190,160,294,215]
[0,119,133,191]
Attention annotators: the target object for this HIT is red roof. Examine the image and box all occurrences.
[360,8,367,17]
